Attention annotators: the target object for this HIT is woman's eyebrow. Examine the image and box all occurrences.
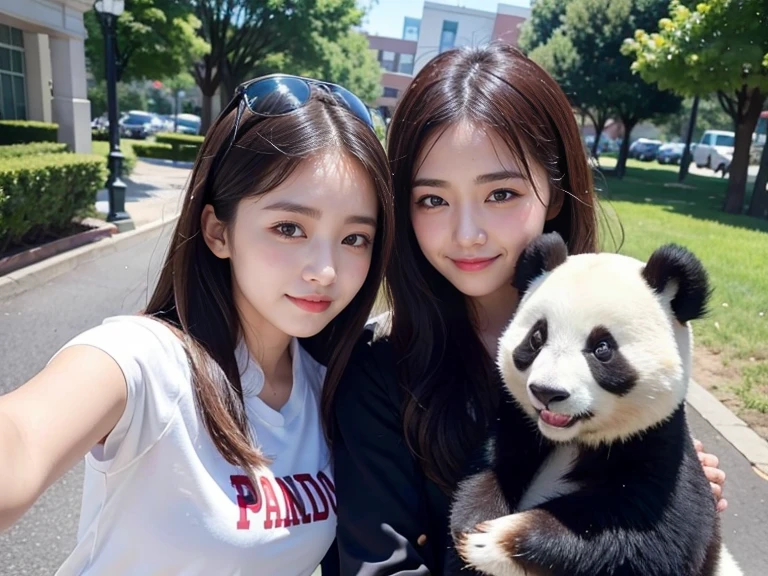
[263,201,322,219]
[474,169,523,184]
[413,169,524,189]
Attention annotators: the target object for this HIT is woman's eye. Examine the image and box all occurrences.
[275,223,304,238]
[487,189,517,203]
[342,234,371,248]
[417,195,447,208]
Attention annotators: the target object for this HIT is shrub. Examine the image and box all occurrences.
[0,153,105,248]
[133,142,200,162]
[154,132,204,146]
[0,142,68,159]
[0,120,59,145]
[153,132,203,161]
[92,129,110,141]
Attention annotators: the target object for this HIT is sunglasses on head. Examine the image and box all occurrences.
[203,74,375,199]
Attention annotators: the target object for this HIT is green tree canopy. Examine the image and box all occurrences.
[622,0,768,215]
[518,0,568,54]
[85,0,208,83]
[194,0,367,132]
[522,0,683,176]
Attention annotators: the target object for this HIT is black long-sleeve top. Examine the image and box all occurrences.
[332,328,452,575]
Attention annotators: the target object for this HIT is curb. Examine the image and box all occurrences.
[0,219,118,277]
[0,214,179,302]
[687,381,768,478]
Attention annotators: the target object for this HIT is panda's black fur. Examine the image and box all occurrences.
[446,233,740,576]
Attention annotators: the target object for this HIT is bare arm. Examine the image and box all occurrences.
[0,345,127,531]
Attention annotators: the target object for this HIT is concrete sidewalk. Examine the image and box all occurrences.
[95,158,192,227]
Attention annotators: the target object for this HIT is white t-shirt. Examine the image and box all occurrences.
[52,315,336,576]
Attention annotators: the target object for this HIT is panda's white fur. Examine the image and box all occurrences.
[497,251,692,447]
[447,233,742,576]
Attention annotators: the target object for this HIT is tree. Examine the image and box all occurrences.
[285,31,383,104]
[85,0,208,84]
[622,0,768,215]
[523,0,683,176]
[565,0,682,178]
[518,0,569,55]
[193,0,364,132]
[753,142,768,218]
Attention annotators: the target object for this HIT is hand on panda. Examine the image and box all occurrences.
[694,438,728,512]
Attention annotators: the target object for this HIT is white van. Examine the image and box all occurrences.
[693,130,735,174]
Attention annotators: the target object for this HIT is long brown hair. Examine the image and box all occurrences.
[386,42,599,493]
[145,89,393,483]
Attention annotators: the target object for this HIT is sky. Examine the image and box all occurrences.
[359,0,532,38]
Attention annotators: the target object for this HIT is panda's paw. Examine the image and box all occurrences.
[455,515,528,576]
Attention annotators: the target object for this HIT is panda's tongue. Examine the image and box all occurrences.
[540,410,573,428]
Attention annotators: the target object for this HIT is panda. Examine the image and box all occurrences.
[447,232,743,576]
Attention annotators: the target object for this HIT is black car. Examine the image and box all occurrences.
[628,139,663,161]
[656,143,686,165]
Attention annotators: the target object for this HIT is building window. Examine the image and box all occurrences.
[383,87,399,98]
[398,54,414,75]
[403,17,421,41]
[439,20,458,54]
[380,50,396,72]
[0,24,26,120]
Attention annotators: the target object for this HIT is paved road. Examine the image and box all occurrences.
[1,226,767,575]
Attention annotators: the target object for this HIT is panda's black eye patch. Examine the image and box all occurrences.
[583,326,638,396]
[514,318,548,371]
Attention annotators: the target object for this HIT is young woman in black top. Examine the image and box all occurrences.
[331,43,728,575]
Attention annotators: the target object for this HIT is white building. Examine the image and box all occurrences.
[414,2,530,75]
[0,0,92,153]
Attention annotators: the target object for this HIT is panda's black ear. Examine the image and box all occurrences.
[512,232,568,293]
[641,244,711,323]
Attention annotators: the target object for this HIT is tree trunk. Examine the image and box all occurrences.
[616,118,636,179]
[202,92,214,135]
[722,87,764,214]
[591,117,607,159]
[748,140,768,219]
[583,108,608,160]
[678,94,699,182]
[193,56,221,135]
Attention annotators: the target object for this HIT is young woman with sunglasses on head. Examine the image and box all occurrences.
[331,43,728,575]
[0,75,392,575]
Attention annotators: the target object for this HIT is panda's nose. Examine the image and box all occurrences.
[529,383,570,406]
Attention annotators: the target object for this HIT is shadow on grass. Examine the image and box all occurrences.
[592,163,768,235]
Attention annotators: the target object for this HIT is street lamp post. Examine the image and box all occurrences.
[93,0,134,232]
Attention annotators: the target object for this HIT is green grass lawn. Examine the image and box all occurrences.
[592,158,768,416]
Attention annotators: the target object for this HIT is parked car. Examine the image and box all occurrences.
[693,129,734,174]
[119,110,164,139]
[656,142,686,165]
[629,138,663,161]
[171,113,202,135]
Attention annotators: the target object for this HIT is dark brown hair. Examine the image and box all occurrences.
[385,42,599,493]
[144,90,393,483]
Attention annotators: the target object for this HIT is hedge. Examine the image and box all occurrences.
[154,132,204,146]
[92,129,110,141]
[0,120,59,145]
[153,132,203,161]
[133,142,200,162]
[0,142,69,159]
[0,153,105,247]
